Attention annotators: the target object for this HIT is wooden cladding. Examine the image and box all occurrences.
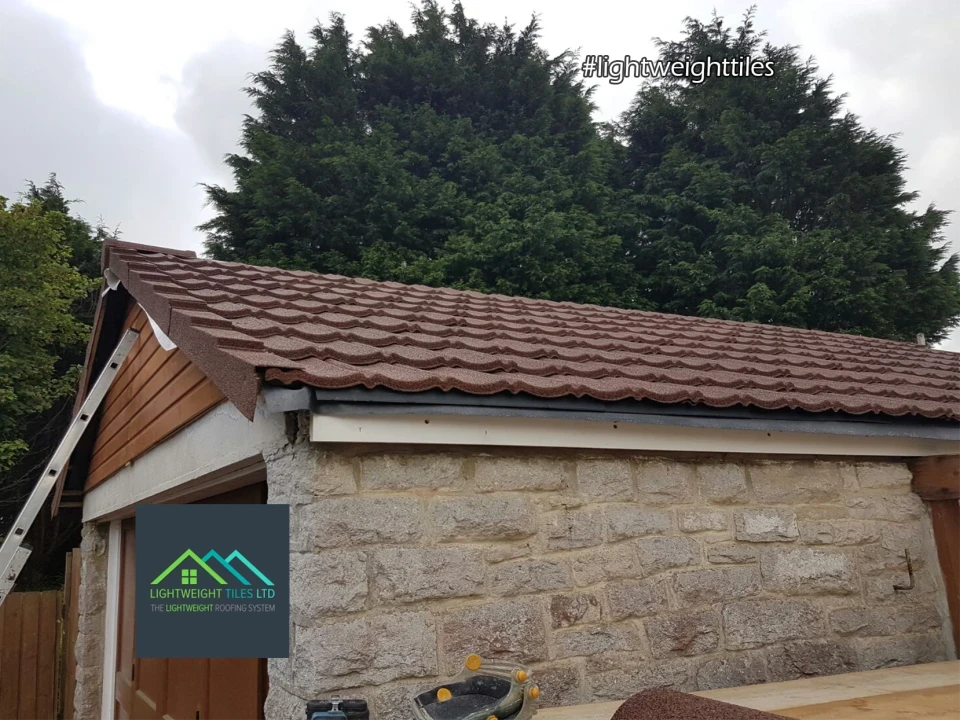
[911,455,960,500]
[85,304,224,490]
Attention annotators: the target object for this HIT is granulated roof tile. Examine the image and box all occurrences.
[104,241,960,421]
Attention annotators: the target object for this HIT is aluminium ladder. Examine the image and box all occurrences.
[0,329,139,606]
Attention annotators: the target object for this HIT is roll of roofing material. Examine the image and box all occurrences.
[611,689,791,720]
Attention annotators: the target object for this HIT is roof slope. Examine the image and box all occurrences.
[103,241,960,422]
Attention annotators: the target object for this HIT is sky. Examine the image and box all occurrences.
[2,0,958,350]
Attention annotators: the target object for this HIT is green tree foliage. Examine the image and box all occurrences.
[204,2,959,342]
[0,182,99,474]
[203,1,640,307]
[621,11,959,342]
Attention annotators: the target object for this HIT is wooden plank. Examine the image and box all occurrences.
[912,455,960,500]
[87,377,223,489]
[777,684,960,719]
[0,593,23,719]
[536,661,960,720]
[209,658,261,720]
[18,593,40,720]
[929,500,960,654]
[96,337,165,436]
[88,367,207,484]
[36,591,59,720]
[92,348,189,457]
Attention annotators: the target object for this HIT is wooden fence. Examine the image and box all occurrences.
[0,548,81,720]
[0,590,61,719]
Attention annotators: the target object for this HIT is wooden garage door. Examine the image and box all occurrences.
[114,484,268,720]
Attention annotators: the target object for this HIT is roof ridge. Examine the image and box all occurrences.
[119,245,954,356]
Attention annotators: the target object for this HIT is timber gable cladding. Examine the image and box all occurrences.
[85,302,225,490]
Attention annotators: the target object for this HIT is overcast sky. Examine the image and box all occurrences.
[3,0,958,349]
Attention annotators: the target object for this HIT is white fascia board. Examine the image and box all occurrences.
[82,399,286,522]
[310,412,958,457]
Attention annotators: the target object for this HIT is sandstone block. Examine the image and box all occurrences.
[484,542,532,564]
[766,640,857,682]
[735,508,798,542]
[749,461,843,503]
[856,633,946,670]
[635,536,700,576]
[294,611,437,692]
[577,458,634,501]
[543,508,604,550]
[646,610,720,657]
[606,579,671,620]
[550,592,603,628]
[696,653,767,690]
[830,605,941,637]
[430,496,536,541]
[845,493,924,520]
[879,522,929,567]
[268,448,357,503]
[301,497,422,549]
[554,624,640,659]
[799,519,879,546]
[858,540,923,577]
[706,543,759,564]
[73,664,106,720]
[636,459,696,504]
[438,599,548,673]
[362,454,465,491]
[291,551,367,620]
[490,557,572,596]
[368,682,437,720]
[587,659,697,701]
[761,547,857,595]
[605,505,672,540]
[571,544,639,586]
[678,510,729,533]
[263,686,308,720]
[474,456,568,492]
[673,566,761,607]
[696,464,748,504]
[532,661,585,707]
[723,599,823,649]
[856,462,912,489]
[374,547,485,603]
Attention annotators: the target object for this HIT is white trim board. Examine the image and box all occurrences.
[100,520,122,720]
[311,412,959,457]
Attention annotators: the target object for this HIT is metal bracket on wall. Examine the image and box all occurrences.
[0,328,139,607]
[893,549,915,591]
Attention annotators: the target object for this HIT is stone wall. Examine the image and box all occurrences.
[73,522,109,719]
[264,447,954,719]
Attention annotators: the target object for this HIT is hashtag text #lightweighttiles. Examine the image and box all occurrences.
[580,54,776,85]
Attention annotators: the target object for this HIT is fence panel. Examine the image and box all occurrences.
[0,590,62,720]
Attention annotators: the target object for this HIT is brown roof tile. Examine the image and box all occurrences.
[104,241,960,421]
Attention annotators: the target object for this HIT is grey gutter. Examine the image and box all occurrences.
[261,386,960,442]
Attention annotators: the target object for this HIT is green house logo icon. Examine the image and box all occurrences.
[151,549,273,586]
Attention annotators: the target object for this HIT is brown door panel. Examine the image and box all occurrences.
[115,483,269,720]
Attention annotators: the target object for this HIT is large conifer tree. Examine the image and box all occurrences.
[619,11,959,341]
[203,3,959,342]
